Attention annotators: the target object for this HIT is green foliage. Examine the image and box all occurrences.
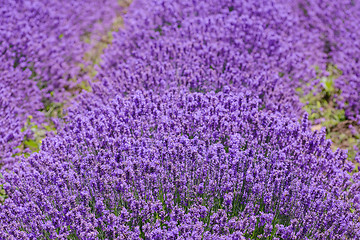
[298,64,360,164]
[299,65,342,126]
[15,115,57,157]
[0,184,6,203]
[78,80,93,92]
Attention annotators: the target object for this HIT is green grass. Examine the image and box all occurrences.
[297,64,360,164]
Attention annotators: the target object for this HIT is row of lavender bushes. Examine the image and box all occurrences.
[0,0,120,166]
[1,0,360,239]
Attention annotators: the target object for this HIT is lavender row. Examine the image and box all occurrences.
[93,0,324,119]
[0,0,120,164]
[93,0,359,121]
[1,89,359,238]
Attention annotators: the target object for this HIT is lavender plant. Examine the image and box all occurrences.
[1,0,121,101]
[92,0,328,119]
[1,89,359,239]
[92,0,360,122]
[0,0,121,164]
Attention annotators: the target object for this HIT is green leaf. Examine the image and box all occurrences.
[24,139,39,150]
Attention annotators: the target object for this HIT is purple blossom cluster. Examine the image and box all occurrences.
[1,89,360,239]
[0,0,120,164]
[1,0,360,239]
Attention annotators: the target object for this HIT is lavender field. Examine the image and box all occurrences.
[1,0,360,239]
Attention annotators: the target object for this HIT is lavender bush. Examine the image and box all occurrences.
[92,0,327,119]
[1,89,360,239]
[93,0,360,121]
[0,0,120,164]
[1,0,120,101]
